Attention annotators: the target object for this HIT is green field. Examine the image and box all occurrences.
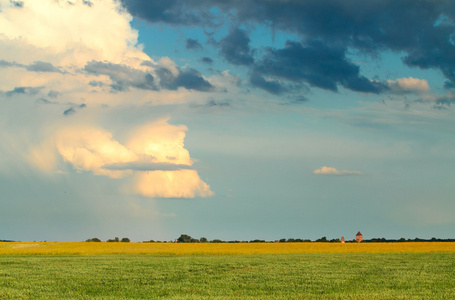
[0,253,454,299]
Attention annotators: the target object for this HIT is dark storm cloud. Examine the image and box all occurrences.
[85,61,212,92]
[47,90,60,98]
[10,0,24,8]
[36,98,53,104]
[156,67,213,91]
[0,60,62,73]
[201,57,213,64]
[434,93,455,107]
[0,59,19,67]
[120,0,455,91]
[84,60,157,92]
[63,103,86,116]
[249,72,285,95]
[119,0,219,26]
[219,28,254,66]
[4,86,43,97]
[26,61,62,73]
[175,68,213,91]
[82,0,93,7]
[185,38,203,50]
[253,40,387,93]
[207,99,230,107]
[88,80,104,87]
[63,107,77,116]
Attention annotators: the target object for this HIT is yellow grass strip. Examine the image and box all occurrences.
[0,242,454,255]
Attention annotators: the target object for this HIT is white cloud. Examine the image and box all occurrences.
[126,118,192,165]
[132,170,214,198]
[313,166,363,176]
[54,126,138,178]
[28,119,213,198]
[0,0,220,201]
[387,77,430,95]
[0,0,145,66]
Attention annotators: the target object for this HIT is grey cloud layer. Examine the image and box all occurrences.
[0,60,63,73]
[120,0,455,94]
[84,60,213,92]
[252,40,387,94]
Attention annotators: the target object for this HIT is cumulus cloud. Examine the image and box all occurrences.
[132,170,213,198]
[126,118,192,165]
[0,0,216,204]
[387,77,431,95]
[0,0,146,66]
[29,119,212,198]
[313,166,363,176]
[0,0,218,111]
[54,126,138,178]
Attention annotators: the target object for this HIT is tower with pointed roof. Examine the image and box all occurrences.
[355,231,363,243]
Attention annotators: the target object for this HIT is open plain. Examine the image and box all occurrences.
[0,242,454,299]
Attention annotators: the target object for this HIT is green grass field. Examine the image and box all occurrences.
[0,253,454,299]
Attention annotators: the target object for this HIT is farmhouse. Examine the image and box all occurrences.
[355,231,363,243]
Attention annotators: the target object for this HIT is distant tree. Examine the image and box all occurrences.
[211,239,223,243]
[316,237,327,242]
[279,238,287,243]
[177,234,192,243]
[107,237,120,242]
[398,238,406,242]
[120,237,130,243]
[200,237,208,243]
[371,237,387,242]
[85,238,101,242]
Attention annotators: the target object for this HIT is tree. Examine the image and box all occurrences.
[200,237,208,243]
[85,238,101,242]
[120,237,130,243]
[177,234,192,243]
[107,237,120,242]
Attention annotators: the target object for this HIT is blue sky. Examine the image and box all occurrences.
[1,0,455,242]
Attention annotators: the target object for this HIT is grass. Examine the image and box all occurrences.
[0,252,454,299]
[0,242,454,299]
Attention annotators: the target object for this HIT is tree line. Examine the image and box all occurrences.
[83,234,455,243]
[85,237,130,242]
[2,235,454,243]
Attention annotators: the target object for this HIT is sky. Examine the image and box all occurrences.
[1,0,455,242]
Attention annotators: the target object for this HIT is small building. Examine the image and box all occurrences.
[341,236,345,243]
[355,231,363,243]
